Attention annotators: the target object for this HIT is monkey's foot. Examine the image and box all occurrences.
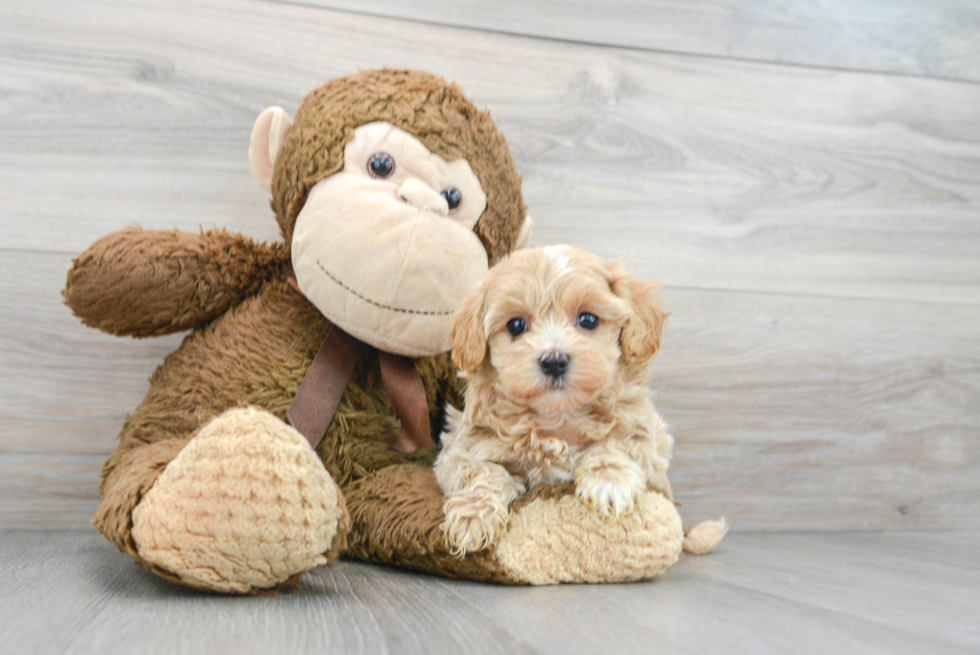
[131,407,348,593]
[494,487,683,584]
[345,466,684,585]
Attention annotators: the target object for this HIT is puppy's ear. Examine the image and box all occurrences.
[605,260,669,365]
[451,283,488,374]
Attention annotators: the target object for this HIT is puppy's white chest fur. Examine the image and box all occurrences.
[508,414,594,485]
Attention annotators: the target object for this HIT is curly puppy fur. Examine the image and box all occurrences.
[435,246,678,555]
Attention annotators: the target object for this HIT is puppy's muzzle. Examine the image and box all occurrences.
[538,351,570,381]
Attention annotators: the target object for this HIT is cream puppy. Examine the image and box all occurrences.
[435,246,679,556]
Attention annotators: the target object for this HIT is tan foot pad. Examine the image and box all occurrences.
[131,407,344,593]
[497,490,684,585]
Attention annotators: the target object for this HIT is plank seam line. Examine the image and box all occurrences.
[0,247,80,257]
[4,243,976,311]
[663,283,980,309]
[258,0,980,88]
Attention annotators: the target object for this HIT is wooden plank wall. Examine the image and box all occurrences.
[1,0,978,531]
[295,0,980,82]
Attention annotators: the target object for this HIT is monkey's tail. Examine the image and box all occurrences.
[682,518,728,555]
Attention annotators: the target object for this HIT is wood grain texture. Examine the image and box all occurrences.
[656,287,980,530]
[287,0,980,83]
[3,1,978,303]
[1,530,977,654]
[0,251,184,455]
[0,454,104,529]
[1,0,979,531]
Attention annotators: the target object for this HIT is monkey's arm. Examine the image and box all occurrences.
[64,227,286,337]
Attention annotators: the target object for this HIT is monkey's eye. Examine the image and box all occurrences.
[506,317,528,338]
[441,187,462,211]
[367,152,395,179]
[577,312,600,330]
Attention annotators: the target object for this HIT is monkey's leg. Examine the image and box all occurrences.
[94,407,349,594]
[315,363,684,585]
[342,463,684,585]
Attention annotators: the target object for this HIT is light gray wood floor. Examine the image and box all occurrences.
[1,530,977,655]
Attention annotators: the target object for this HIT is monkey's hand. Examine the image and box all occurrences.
[64,227,284,337]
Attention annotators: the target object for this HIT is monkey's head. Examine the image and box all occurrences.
[248,69,532,357]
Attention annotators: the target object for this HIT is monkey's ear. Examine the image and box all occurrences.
[514,215,533,250]
[249,106,293,192]
[604,260,669,365]
[451,284,488,375]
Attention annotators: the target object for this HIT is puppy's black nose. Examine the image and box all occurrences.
[539,352,570,378]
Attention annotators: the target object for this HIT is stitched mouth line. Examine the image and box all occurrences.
[316,260,453,316]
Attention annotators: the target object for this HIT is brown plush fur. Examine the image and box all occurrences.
[343,467,609,584]
[65,228,285,337]
[272,69,527,264]
[79,270,472,586]
[65,69,533,591]
[65,69,691,593]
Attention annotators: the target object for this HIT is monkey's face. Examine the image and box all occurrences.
[291,122,491,356]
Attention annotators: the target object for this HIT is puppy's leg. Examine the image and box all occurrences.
[574,446,646,518]
[436,450,524,556]
[608,411,673,499]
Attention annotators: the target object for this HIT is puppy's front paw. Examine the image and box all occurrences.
[580,482,636,519]
[575,451,646,519]
[576,476,638,518]
[442,492,509,557]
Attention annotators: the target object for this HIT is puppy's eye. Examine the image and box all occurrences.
[441,187,462,211]
[367,152,395,178]
[506,317,528,337]
[577,312,600,330]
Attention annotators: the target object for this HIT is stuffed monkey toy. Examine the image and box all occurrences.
[63,69,690,594]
